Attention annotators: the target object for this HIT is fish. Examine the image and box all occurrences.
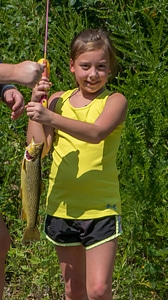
[20,137,44,243]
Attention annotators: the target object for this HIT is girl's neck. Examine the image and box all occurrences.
[77,87,105,100]
[69,87,105,108]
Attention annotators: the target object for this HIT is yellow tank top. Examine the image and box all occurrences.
[46,89,123,219]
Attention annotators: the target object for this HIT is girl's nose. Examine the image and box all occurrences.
[89,67,98,78]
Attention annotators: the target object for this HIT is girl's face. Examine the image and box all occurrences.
[70,49,110,94]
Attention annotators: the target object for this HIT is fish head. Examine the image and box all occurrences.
[25,137,44,161]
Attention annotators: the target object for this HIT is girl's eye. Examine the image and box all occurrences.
[80,64,89,70]
[97,64,106,70]
[79,64,107,70]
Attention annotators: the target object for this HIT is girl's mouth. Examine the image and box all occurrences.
[86,81,99,85]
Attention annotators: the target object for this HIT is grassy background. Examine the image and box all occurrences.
[0,0,168,299]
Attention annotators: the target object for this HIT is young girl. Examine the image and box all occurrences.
[26,28,127,300]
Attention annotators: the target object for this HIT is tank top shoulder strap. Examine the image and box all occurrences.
[100,89,112,98]
[61,88,112,101]
[61,89,77,101]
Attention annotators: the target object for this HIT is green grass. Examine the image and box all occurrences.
[0,0,167,299]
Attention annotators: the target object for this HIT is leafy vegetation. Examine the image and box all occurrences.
[0,0,167,299]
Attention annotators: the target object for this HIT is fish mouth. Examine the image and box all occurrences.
[25,150,33,161]
[25,138,44,160]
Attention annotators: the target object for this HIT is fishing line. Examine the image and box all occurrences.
[44,0,50,60]
[38,0,50,107]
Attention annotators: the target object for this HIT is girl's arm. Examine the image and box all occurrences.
[26,78,56,158]
[26,119,53,158]
[26,91,127,144]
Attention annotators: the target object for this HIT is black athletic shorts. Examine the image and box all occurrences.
[45,215,122,250]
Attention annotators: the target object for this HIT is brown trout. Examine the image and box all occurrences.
[20,137,44,242]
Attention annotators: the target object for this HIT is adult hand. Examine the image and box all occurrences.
[15,61,45,88]
[3,88,24,120]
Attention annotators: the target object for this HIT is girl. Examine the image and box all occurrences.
[26,28,127,300]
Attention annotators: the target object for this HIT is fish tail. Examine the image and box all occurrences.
[22,227,40,243]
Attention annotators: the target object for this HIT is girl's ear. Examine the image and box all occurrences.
[70,58,75,73]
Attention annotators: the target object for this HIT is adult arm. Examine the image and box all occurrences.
[0,61,44,88]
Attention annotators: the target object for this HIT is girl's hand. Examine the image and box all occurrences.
[26,101,52,125]
[31,77,52,102]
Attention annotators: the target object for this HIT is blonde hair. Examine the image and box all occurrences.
[70,28,117,75]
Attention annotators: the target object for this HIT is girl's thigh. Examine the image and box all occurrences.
[86,238,118,288]
[56,245,86,290]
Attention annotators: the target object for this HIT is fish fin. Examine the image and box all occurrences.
[22,227,40,243]
[22,156,27,171]
[21,208,27,221]
[18,188,22,199]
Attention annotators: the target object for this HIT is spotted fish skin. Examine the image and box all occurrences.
[20,137,44,243]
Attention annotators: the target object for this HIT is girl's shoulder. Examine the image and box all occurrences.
[105,92,127,122]
[107,91,127,104]
[49,89,77,103]
[48,91,65,111]
[48,89,78,111]
[49,91,65,102]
